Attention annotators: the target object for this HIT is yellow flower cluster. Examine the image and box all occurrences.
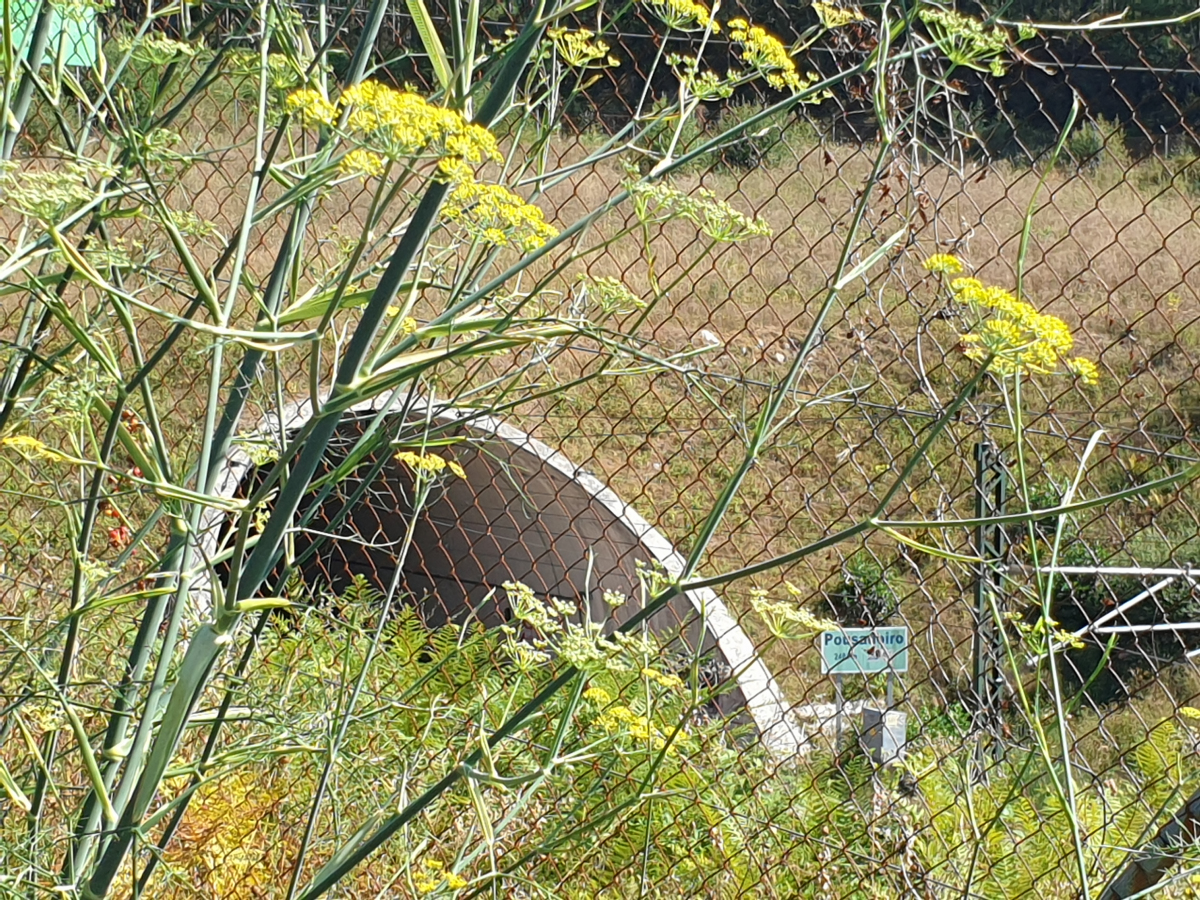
[168,209,218,238]
[813,1,867,29]
[1067,356,1099,384]
[628,179,772,242]
[394,450,467,479]
[0,160,97,223]
[286,88,337,126]
[1004,611,1085,649]
[641,666,684,689]
[344,81,501,163]
[922,252,964,274]
[602,589,628,607]
[728,18,815,93]
[443,180,558,251]
[548,27,620,68]
[337,147,385,180]
[671,58,735,101]
[414,859,468,894]
[641,0,719,32]
[583,686,613,704]
[287,81,502,169]
[503,579,567,635]
[596,703,671,750]
[500,581,661,675]
[384,308,420,333]
[115,33,197,66]
[953,277,1098,383]
[580,275,646,315]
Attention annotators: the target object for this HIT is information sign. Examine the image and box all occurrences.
[820,627,909,675]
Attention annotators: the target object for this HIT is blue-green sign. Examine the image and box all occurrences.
[9,0,99,68]
[820,627,909,675]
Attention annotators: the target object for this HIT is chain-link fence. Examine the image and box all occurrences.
[3,2,1200,896]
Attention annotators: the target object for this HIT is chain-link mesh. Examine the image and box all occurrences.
[3,3,1200,897]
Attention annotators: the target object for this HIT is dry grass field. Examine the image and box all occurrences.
[6,49,1200,900]
[524,135,1200,703]
[4,82,1200,713]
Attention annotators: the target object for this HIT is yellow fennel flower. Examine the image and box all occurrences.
[329,81,501,166]
[922,253,963,274]
[0,435,72,462]
[641,0,719,32]
[641,667,684,690]
[0,161,96,223]
[749,586,840,639]
[285,88,337,127]
[952,265,1088,383]
[444,178,558,251]
[394,450,465,478]
[919,7,1011,77]
[978,318,1025,350]
[548,28,619,67]
[728,18,816,93]
[813,1,867,29]
[436,156,475,185]
[337,148,385,180]
[951,276,986,303]
[1068,356,1099,385]
[395,450,445,474]
[595,704,671,750]
[583,686,613,704]
[978,285,1021,315]
[414,859,468,893]
[626,179,771,242]
[1029,311,1074,353]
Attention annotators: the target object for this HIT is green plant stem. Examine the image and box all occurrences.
[131,609,272,894]
[47,18,314,871]
[81,0,282,884]
[1016,98,1078,297]
[0,0,53,157]
[676,140,896,590]
[1009,374,1090,897]
[86,11,552,894]
[210,0,394,484]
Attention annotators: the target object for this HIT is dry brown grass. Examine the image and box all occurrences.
[4,97,1200,716]
[523,138,1200,708]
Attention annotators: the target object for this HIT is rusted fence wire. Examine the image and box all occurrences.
[2,2,1200,896]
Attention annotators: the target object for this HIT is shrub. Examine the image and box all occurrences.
[641,100,817,172]
[1063,115,1130,170]
[824,551,902,626]
[712,101,814,169]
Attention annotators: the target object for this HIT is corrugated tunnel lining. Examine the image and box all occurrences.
[213,399,807,753]
[293,410,705,637]
[235,409,744,711]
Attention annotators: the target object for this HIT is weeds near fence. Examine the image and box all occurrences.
[2,0,1200,897]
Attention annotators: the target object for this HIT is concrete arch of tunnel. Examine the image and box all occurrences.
[205,394,805,755]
